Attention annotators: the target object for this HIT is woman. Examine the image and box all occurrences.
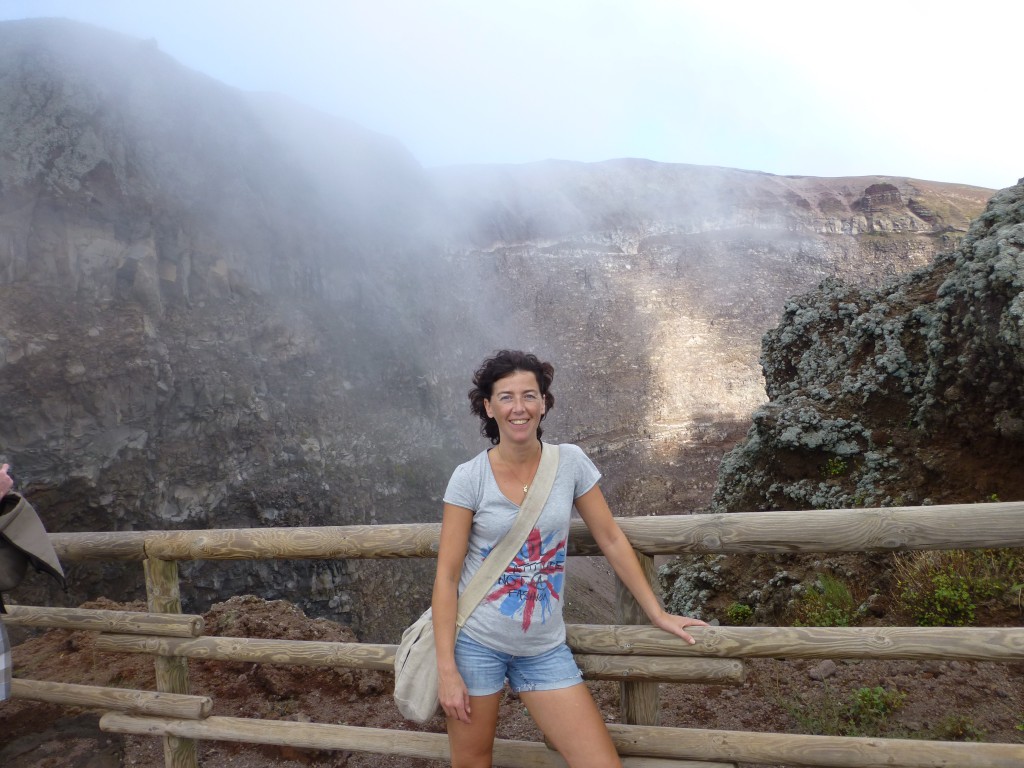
[432,350,707,767]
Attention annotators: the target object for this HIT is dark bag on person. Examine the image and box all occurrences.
[0,492,65,613]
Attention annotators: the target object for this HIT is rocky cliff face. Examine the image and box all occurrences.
[0,19,497,639]
[434,163,990,515]
[713,180,1024,511]
[0,19,995,639]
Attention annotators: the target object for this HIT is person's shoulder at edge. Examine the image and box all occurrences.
[450,447,491,475]
[442,447,491,509]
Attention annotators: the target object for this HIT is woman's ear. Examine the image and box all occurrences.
[483,398,493,419]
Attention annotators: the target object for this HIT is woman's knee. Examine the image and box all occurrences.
[448,727,496,768]
[447,693,501,768]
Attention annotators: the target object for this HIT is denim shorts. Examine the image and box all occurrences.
[454,632,583,696]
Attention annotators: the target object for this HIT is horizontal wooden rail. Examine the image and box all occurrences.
[12,679,212,719]
[143,523,442,561]
[574,501,1024,556]
[47,502,1024,562]
[604,723,1024,768]
[92,634,744,684]
[50,531,149,562]
[99,713,730,768]
[574,655,744,684]
[2,605,204,637]
[94,635,396,671]
[566,625,1024,661]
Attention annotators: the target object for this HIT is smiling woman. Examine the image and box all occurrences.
[427,349,707,768]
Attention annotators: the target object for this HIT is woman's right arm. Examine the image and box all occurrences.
[432,502,474,723]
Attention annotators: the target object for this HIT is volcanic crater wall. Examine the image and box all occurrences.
[0,19,996,639]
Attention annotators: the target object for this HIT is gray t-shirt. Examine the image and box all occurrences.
[442,442,601,655]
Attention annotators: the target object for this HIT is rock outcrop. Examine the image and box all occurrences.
[713,180,1024,511]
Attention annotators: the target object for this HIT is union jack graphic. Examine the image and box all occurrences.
[486,528,566,631]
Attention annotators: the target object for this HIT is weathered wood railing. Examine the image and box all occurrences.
[3,501,1024,768]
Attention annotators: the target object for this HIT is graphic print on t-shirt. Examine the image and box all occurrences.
[485,527,567,631]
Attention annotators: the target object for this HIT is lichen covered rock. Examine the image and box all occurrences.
[715,179,1024,510]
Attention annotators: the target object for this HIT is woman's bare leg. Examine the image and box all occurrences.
[519,684,621,768]
[446,692,502,768]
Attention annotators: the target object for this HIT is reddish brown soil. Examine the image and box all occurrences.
[1,587,1022,768]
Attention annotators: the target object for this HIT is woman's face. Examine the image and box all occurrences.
[483,369,545,445]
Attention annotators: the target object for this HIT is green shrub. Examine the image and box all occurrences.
[782,684,905,737]
[783,687,846,736]
[929,713,986,742]
[821,456,847,477]
[894,549,1023,626]
[794,573,860,627]
[903,570,975,626]
[725,602,753,625]
[850,686,906,729]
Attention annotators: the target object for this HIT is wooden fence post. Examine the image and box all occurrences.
[145,557,199,768]
[615,549,660,725]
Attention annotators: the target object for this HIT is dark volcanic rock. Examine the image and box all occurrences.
[0,19,494,638]
[713,179,1024,511]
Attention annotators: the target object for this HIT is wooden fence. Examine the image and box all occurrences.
[4,501,1024,767]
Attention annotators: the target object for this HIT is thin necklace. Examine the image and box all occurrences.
[498,445,540,494]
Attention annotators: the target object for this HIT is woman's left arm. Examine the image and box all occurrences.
[574,484,707,644]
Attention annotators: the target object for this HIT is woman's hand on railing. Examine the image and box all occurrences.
[651,610,709,645]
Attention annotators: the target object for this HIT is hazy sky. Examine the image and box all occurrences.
[1,1,1020,190]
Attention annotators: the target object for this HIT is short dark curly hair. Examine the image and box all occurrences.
[469,350,555,444]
